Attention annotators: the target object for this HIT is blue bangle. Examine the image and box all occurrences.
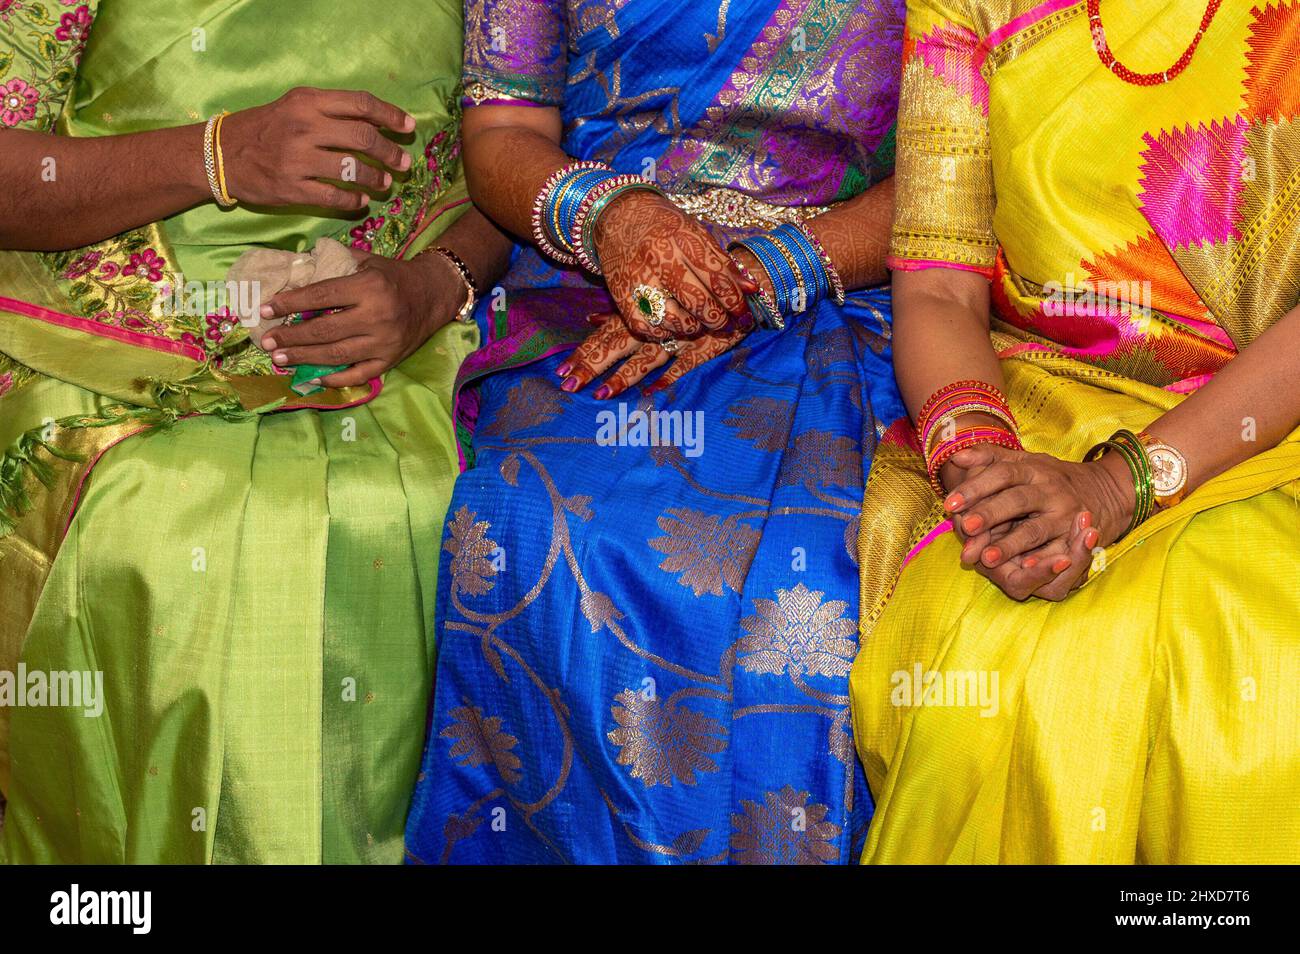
[773,224,830,303]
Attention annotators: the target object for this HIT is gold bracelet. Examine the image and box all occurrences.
[211,111,237,208]
[419,245,479,324]
[202,115,226,207]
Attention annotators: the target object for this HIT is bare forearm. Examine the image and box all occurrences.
[0,126,210,251]
[803,177,894,290]
[461,109,569,239]
[419,204,514,297]
[1146,301,1300,491]
[892,268,1002,421]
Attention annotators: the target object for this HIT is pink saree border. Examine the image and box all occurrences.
[0,294,207,362]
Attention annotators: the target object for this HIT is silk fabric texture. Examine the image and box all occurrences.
[853,0,1300,863]
[403,0,906,864]
[0,0,475,863]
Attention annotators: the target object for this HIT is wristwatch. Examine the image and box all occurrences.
[1137,431,1189,510]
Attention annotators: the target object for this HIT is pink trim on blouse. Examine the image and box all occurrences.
[974,0,1082,70]
[887,256,995,280]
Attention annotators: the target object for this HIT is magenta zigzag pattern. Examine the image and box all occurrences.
[1137,116,1248,249]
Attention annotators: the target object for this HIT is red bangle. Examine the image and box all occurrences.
[926,425,1022,496]
[917,380,1011,438]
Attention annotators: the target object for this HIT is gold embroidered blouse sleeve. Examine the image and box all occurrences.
[889,0,998,277]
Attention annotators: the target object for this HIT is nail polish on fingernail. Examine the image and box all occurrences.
[555,362,573,377]
[1023,557,1039,569]
[945,493,965,512]
[983,546,1002,565]
[963,514,984,533]
[594,385,611,400]
[1085,529,1100,549]
[260,337,277,352]
[560,377,579,393]
[272,352,288,366]
[1052,557,1072,573]
[260,305,275,319]
[1079,512,1093,529]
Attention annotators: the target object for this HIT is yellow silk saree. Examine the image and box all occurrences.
[853,0,1300,863]
[0,0,474,863]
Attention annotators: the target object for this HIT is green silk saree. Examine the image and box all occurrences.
[0,0,475,863]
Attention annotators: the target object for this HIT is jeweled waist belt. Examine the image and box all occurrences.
[664,187,837,230]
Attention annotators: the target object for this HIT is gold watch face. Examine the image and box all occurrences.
[1147,444,1187,496]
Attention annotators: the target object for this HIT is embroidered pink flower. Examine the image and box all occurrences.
[55,4,92,47]
[0,372,13,398]
[350,216,385,252]
[122,248,164,282]
[388,197,404,215]
[63,250,102,279]
[1,78,39,127]
[204,306,237,344]
[0,1,23,24]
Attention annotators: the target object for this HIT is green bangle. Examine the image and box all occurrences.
[1086,428,1154,538]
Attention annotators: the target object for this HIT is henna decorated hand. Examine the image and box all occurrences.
[593,190,758,340]
[555,311,748,399]
[940,444,1134,601]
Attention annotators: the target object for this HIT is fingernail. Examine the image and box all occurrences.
[1078,512,1093,530]
[403,114,416,132]
[1085,529,1100,549]
[963,514,984,533]
[945,493,965,512]
[594,385,611,400]
[983,546,1002,565]
[260,337,277,351]
[1052,557,1072,573]
[585,313,601,325]
[382,172,393,189]
[260,305,275,319]
[555,362,573,377]
[1023,557,1039,569]
[560,376,579,393]
[399,152,412,171]
[272,352,289,366]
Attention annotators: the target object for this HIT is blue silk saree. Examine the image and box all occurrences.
[404,0,905,864]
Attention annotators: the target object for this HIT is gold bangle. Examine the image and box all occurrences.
[212,111,237,208]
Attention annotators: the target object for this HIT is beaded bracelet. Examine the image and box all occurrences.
[1084,428,1154,538]
[927,425,1023,496]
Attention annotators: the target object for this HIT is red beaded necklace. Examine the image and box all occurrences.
[1087,0,1222,86]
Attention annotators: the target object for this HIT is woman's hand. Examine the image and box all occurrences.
[593,190,756,340]
[555,311,747,399]
[221,88,416,211]
[941,444,1135,601]
[257,250,465,387]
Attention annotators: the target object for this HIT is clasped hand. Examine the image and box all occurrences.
[940,444,1136,601]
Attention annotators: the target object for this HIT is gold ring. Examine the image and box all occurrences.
[633,284,668,327]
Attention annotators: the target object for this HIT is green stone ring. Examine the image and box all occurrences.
[632,283,668,327]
